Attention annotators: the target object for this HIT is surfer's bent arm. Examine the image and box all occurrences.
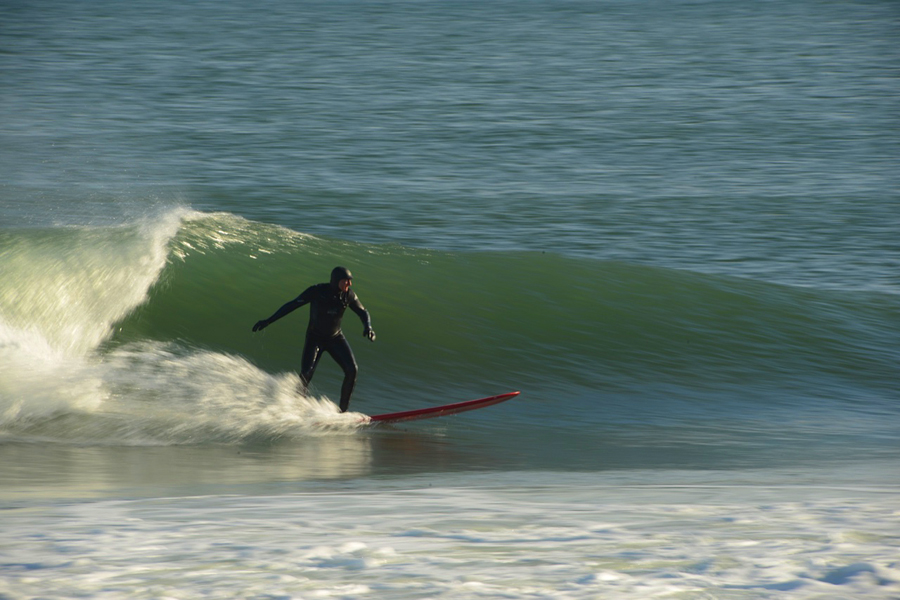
[252,288,312,332]
[349,294,376,341]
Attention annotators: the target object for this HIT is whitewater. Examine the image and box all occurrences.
[5,473,900,600]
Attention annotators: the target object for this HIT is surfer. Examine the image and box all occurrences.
[252,266,376,412]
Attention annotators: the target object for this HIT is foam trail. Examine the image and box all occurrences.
[96,342,367,444]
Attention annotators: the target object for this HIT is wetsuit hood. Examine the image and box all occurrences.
[330,266,353,290]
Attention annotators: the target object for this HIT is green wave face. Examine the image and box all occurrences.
[120,213,898,402]
[2,211,898,450]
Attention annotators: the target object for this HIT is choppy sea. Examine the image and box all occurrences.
[2,1,898,598]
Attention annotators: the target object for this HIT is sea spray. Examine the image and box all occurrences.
[0,210,185,433]
[98,342,367,444]
[0,210,185,356]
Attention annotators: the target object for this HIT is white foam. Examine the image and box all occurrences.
[2,476,898,600]
[95,341,367,443]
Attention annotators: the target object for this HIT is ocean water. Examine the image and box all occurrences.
[2,1,899,598]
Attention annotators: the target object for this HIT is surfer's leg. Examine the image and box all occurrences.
[299,337,323,394]
[326,336,358,413]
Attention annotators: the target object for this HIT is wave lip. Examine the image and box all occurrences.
[0,209,188,357]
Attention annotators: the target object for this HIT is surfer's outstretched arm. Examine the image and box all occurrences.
[252,290,311,332]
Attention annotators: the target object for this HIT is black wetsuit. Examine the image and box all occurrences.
[253,273,373,412]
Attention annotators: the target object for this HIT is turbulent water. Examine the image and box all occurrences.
[2,1,899,598]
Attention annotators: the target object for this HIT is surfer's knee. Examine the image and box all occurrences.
[343,361,358,381]
[335,346,358,380]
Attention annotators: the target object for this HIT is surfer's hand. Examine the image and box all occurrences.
[252,319,270,332]
[364,327,376,342]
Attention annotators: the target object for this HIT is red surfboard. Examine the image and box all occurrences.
[365,391,521,425]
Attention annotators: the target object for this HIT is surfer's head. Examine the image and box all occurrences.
[331,266,353,292]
